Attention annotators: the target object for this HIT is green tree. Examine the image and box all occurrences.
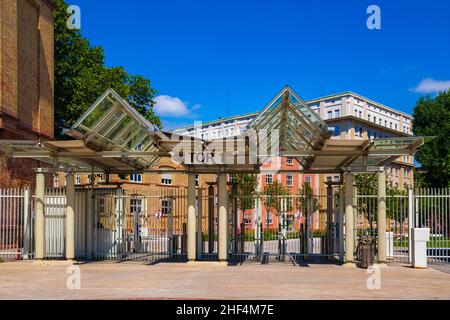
[354,173,406,222]
[263,181,292,217]
[297,182,319,214]
[54,0,161,138]
[231,174,259,211]
[412,90,450,187]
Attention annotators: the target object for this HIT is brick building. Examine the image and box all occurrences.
[0,0,54,187]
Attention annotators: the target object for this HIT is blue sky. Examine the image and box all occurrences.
[71,0,450,129]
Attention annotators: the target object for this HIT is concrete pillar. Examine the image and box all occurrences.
[187,173,196,261]
[66,172,75,261]
[344,173,355,266]
[218,173,228,261]
[35,169,46,260]
[377,170,387,264]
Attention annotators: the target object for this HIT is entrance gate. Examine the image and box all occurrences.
[228,190,343,263]
[93,187,188,262]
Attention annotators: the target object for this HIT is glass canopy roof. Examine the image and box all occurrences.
[0,87,428,174]
[66,89,161,170]
[249,86,329,167]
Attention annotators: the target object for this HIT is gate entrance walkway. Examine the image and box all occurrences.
[1,261,450,300]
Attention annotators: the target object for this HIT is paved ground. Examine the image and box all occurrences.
[0,261,450,300]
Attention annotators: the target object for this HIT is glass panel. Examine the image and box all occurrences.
[104,115,132,141]
[97,111,126,137]
[81,97,115,129]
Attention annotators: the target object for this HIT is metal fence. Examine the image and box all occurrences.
[355,188,450,265]
[1,186,449,265]
[229,190,342,264]
[0,188,31,261]
[415,188,450,264]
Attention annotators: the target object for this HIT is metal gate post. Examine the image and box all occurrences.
[306,196,312,257]
[168,205,174,259]
[408,188,414,264]
[231,184,238,256]
[377,170,387,264]
[114,188,124,259]
[22,188,31,260]
[338,188,344,262]
[85,189,94,260]
[196,190,203,260]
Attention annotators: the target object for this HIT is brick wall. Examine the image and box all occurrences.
[0,0,54,187]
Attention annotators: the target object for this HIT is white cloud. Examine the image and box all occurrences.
[411,78,450,94]
[154,95,202,118]
[154,95,189,117]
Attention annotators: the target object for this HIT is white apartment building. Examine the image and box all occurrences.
[173,91,415,189]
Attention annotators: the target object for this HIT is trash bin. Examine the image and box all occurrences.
[360,243,375,269]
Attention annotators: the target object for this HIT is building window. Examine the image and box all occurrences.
[367,114,371,121]
[161,174,172,185]
[286,158,294,165]
[373,116,376,123]
[335,110,341,118]
[161,198,172,216]
[304,176,311,186]
[333,176,340,182]
[75,174,81,185]
[327,111,333,119]
[266,212,273,225]
[286,175,293,187]
[99,174,106,182]
[244,214,252,225]
[333,125,341,137]
[265,174,273,184]
[53,174,59,188]
[130,198,142,214]
[359,111,362,118]
[195,175,199,187]
[130,173,143,183]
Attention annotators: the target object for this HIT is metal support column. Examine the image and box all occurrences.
[377,169,387,264]
[22,188,31,260]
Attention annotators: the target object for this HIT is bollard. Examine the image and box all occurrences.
[412,228,430,269]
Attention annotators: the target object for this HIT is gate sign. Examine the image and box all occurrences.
[140,228,149,237]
